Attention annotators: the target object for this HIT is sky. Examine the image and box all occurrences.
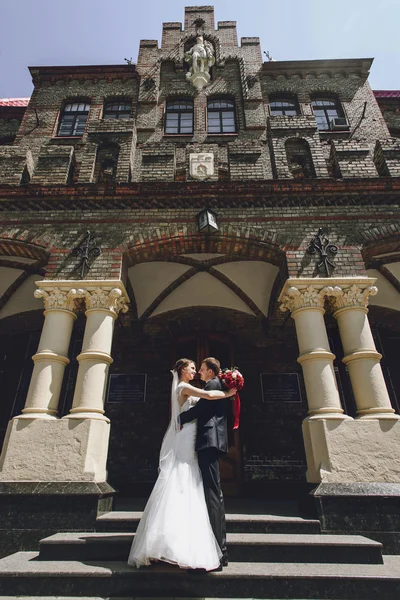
[1,0,399,98]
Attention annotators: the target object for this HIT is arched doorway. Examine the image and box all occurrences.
[0,241,49,451]
[107,234,304,497]
[175,332,241,495]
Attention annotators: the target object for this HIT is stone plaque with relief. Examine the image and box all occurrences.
[189,153,214,179]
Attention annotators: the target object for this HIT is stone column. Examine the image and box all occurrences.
[279,283,348,420]
[19,285,81,419]
[279,277,400,484]
[327,282,400,421]
[64,287,128,421]
[0,279,129,484]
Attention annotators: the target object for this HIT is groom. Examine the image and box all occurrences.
[179,357,228,569]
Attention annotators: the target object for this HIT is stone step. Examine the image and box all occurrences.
[0,598,334,600]
[96,510,322,534]
[38,531,383,564]
[1,551,400,599]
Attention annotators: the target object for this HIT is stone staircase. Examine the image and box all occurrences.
[1,500,400,599]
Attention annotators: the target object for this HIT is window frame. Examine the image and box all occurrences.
[164,98,194,135]
[269,95,300,117]
[207,97,237,135]
[57,101,90,137]
[103,99,132,120]
[311,95,345,131]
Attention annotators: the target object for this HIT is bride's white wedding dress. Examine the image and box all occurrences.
[128,383,222,570]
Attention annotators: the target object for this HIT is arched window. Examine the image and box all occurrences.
[165,99,194,134]
[270,95,300,116]
[57,102,90,137]
[311,96,346,131]
[103,100,132,120]
[285,138,315,179]
[207,98,236,134]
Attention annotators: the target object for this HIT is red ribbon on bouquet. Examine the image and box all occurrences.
[233,391,241,430]
[218,367,244,430]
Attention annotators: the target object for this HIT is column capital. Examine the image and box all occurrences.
[34,286,84,313]
[278,277,378,314]
[279,285,326,313]
[325,283,378,312]
[84,287,129,315]
[34,280,129,315]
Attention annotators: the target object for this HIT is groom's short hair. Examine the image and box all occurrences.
[202,357,220,376]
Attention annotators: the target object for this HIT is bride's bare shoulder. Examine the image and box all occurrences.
[177,382,189,406]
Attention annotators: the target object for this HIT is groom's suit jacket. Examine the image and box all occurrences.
[179,376,228,453]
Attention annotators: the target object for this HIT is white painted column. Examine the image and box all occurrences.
[0,280,129,483]
[328,282,400,421]
[279,284,348,420]
[19,286,80,419]
[64,287,128,421]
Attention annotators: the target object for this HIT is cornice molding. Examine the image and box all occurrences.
[1,178,400,211]
[262,57,373,79]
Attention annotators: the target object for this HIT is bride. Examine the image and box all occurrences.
[128,358,235,571]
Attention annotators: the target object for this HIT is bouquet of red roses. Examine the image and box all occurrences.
[218,367,244,430]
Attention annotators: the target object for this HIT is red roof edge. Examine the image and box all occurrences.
[0,98,30,107]
[374,91,400,98]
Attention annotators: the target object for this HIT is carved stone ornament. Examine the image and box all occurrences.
[85,287,129,315]
[324,285,378,311]
[34,287,86,312]
[280,286,326,313]
[185,36,215,90]
[35,285,129,315]
[189,153,214,179]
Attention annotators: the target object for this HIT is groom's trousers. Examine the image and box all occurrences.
[197,447,227,559]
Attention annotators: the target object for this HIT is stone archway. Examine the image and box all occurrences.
[0,238,50,450]
[104,234,290,495]
[122,231,286,321]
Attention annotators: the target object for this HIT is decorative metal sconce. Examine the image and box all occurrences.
[196,209,218,234]
[72,230,101,279]
[307,228,338,277]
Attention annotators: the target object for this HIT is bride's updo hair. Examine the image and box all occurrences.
[174,358,195,378]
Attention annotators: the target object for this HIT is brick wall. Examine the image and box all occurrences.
[1,8,395,186]
[375,94,400,136]
[0,5,400,488]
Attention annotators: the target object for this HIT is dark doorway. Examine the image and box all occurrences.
[175,333,242,496]
[0,331,39,451]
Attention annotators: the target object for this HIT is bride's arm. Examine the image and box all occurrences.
[179,382,235,401]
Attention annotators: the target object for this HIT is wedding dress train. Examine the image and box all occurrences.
[128,388,222,570]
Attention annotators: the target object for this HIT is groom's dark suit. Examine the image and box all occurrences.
[179,376,228,562]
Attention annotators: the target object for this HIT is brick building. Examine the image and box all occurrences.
[1,5,400,565]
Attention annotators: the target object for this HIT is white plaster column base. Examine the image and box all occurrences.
[0,418,110,482]
[303,417,400,483]
[333,304,399,420]
[66,291,128,420]
[20,355,69,419]
[21,307,76,419]
[64,355,112,422]
[297,350,351,420]
[290,304,347,420]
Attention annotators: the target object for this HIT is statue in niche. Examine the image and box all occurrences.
[99,159,116,183]
[185,36,215,90]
